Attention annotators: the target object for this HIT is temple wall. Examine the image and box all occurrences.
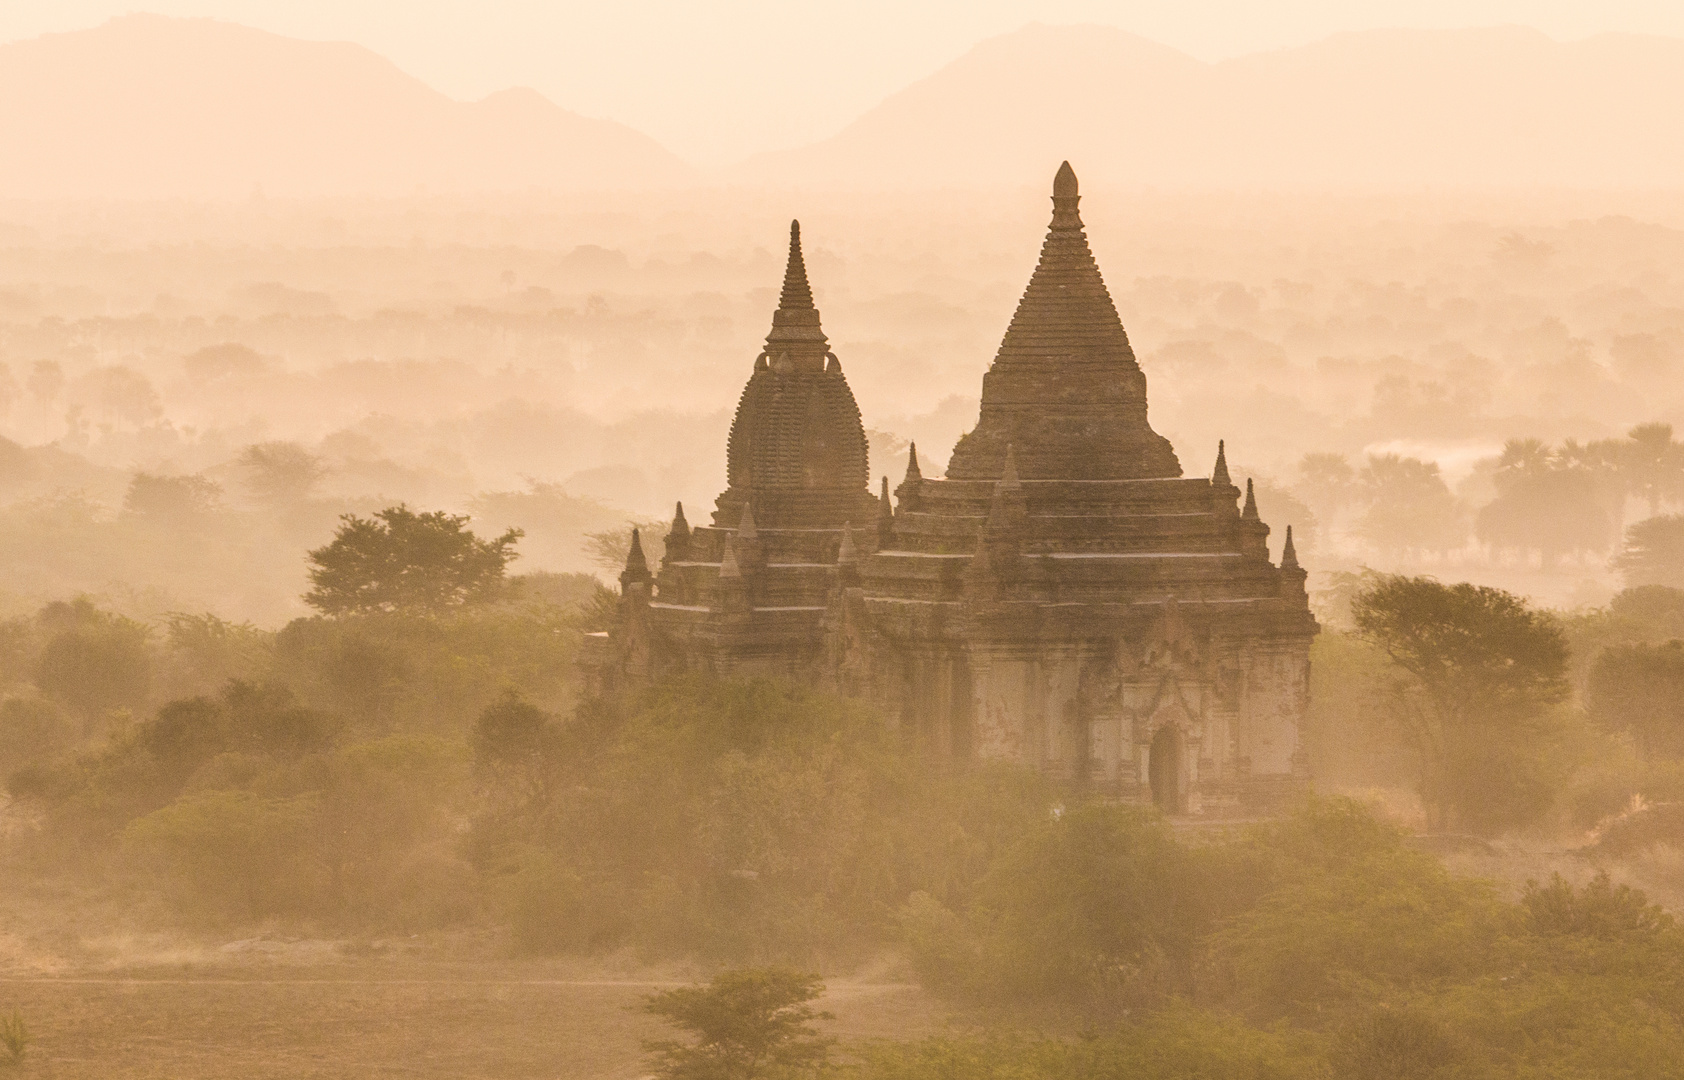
[1239,640,1311,778]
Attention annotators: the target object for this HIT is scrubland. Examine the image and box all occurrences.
[6,189,1684,1077]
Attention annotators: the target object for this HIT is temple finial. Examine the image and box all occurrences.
[764,219,828,361]
[737,500,758,540]
[1242,478,1258,519]
[778,220,815,311]
[1213,440,1231,487]
[837,522,857,566]
[1053,161,1077,199]
[999,444,1021,489]
[620,527,652,585]
[670,501,690,540]
[905,443,922,483]
[879,476,893,513]
[1282,525,1299,569]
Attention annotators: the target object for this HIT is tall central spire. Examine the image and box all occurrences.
[943,161,1181,482]
[763,219,828,368]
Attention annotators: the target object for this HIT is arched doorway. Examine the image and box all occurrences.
[1149,725,1184,814]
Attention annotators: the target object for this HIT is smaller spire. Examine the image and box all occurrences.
[620,527,652,585]
[1212,440,1231,487]
[904,443,922,484]
[669,501,690,542]
[999,444,1021,490]
[878,477,895,547]
[719,534,741,579]
[879,476,893,515]
[1282,524,1300,569]
[837,522,857,566]
[737,500,758,541]
[1242,478,1258,519]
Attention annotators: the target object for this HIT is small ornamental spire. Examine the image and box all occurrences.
[737,499,758,540]
[837,521,858,566]
[878,476,895,547]
[904,443,922,484]
[1242,478,1259,519]
[669,501,690,543]
[999,444,1022,490]
[719,533,742,579]
[620,527,652,586]
[1282,525,1300,570]
[1213,440,1231,487]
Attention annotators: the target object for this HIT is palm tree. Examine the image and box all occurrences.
[1622,423,1684,516]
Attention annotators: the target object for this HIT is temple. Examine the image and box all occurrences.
[587,164,1318,815]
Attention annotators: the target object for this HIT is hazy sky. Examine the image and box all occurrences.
[7,2,1684,163]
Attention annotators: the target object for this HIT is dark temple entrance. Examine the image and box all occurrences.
[1149,725,1185,814]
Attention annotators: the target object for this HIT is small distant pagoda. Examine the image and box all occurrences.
[587,165,1318,815]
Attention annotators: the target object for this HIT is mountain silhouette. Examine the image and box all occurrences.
[0,15,690,198]
[745,24,1684,188]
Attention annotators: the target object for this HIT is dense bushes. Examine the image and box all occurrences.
[885,799,1684,1079]
[470,677,1057,963]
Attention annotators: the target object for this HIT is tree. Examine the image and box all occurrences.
[643,968,833,1080]
[1356,455,1467,559]
[1475,438,1611,567]
[1587,641,1684,760]
[1621,422,1684,515]
[1352,576,1570,832]
[124,472,223,519]
[1615,514,1684,590]
[304,505,522,616]
[33,603,152,725]
[239,441,326,504]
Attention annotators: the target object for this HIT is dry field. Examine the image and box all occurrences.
[0,950,954,1079]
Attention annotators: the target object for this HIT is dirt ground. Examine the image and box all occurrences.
[0,952,957,1079]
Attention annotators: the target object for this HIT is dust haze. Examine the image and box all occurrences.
[4,11,1684,1080]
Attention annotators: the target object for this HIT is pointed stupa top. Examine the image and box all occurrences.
[942,163,1180,481]
[720,221,871,522]
[737,499,758,540]
[837,521,858,565]
[904,443,922,484]
[719,533,741,579]
[763,219,828,363]
[1282,525,1300,569]
[621,527,652,585]
[1242,478,1259,519]
[669,501,690,541]
[1212,440,1231,487]
[879,476,893,516]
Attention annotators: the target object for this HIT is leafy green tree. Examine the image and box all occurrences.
[304,505,522,616]
[1352,575,1570,831]
[643,968,833,1080]
[1587,640,1684,760]
[32,603,151,724]
[1615,513,1684,589]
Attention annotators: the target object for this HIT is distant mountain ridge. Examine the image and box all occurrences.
[0,15,690,198]
[745,24,1684,188]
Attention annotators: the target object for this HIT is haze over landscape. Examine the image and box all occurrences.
[5,7,1684,1079]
